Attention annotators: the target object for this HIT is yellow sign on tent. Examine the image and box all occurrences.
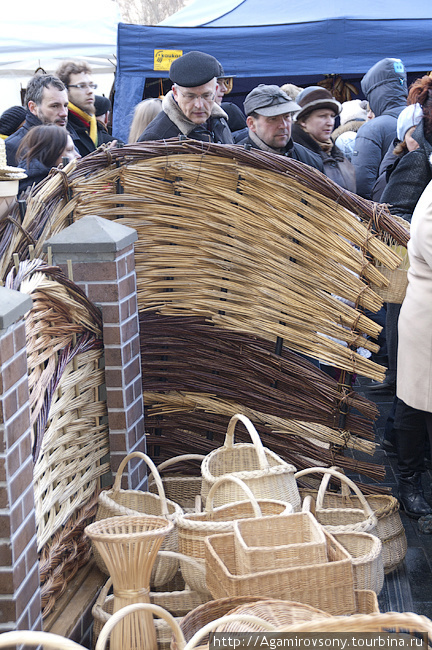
[154,50,183,71]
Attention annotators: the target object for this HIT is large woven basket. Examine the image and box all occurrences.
[201,414,301,510]
[204,528,356,616]
[94,451,183,587]
[233,511,327,574]
[148,454,205,512]
[333,531,384,595]
[177,475,292,595]
[298,466,406,572]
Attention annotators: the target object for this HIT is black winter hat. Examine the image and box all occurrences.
[0,105,26,136]
[94,95,112,117]
[169,51,221,87]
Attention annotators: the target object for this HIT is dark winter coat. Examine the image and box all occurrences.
[237,131,324,171]
[67,111,115,157]
[138,91,233,144]
[352,58,408,199]
[5,112,41,166]
[380,121,432,223]
[371,138,400,202]
[291,123,356,191]
[17,158,53,194]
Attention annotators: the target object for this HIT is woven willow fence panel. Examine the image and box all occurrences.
[4,259,110,617]
[0,140,409,490]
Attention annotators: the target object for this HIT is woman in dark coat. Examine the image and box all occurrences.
[16,124,80,193]
[291,86,356,192]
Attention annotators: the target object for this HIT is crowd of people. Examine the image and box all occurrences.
[2,51,432,523]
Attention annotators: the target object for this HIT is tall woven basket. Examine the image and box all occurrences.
[85,515,173,650]
[94,451,182,587]
[201,414,301,510]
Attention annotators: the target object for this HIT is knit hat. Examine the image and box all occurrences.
[170,51,221,87]
[339,99,368,126]
[244,84,300,117]
[397,103,423,141]
[94,95,111,117]
[0,105,26,137]
[294,86,341,122]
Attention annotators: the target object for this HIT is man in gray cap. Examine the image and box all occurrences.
[138,51,233,144]
[236,84,323,170]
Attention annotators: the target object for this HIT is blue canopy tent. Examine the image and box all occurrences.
[113,0,432,142]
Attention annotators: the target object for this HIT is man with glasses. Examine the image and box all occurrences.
[138,51,233,144]
[56,60,115,157]
[5,73,71,166]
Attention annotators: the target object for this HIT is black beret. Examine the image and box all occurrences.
[94,95,112,117]
[170,51,221,87]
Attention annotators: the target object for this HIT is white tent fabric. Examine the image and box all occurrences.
[0,0,120,113]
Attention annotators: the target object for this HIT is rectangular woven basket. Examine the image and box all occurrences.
[233,512,327,574]
[204,528,356,615]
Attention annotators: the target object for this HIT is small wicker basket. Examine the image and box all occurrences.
[233,511,327,574]
[148,454,205,512]
[333,531,384,594]
[94,451,183,587]
[201,414,301,510]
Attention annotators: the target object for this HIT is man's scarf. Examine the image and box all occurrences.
[68,102,98,146]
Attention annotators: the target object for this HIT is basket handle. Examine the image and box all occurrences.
[301,494,317,516]
[295,467,375,520]
[112,451,170,516]
[155,454,205,472]
[205,475,263,518]
[94,602,186,650]
[224,414,269,470]
[157,550,207,578]
[183,614,278,650]
[0,631,86,649]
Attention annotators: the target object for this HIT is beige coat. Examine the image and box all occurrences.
[397,179,432,411]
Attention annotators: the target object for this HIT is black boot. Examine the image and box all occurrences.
[398,473,432,519]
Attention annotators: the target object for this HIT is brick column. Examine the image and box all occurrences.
[0,287,42,631]
[44,215,146,489]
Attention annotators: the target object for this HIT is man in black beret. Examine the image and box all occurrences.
[138,51,233,144]
[236,84,323,170]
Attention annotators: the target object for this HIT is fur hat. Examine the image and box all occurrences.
[294,86,341,122]
[94,95,111,117]
[170,51,221,87]
[397,103,423,141]
[244,84,300,117]
[339,99,368,126]
[0,105,26,137]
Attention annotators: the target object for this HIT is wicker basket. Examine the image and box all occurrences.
[296,466,378,533]
[177,475,292,594]
[299,467,406,572]
[371,217,411,304]
[212,598,332,632]
[233,511,327,574]
[333,531,384,595]
[85,515,174,650]
[280,612,432,639]
[201,414,301,510]
[94,451,183,587]
[92,556,209,650]
[0,631,85,649]
[148,454,205,512]
[204,528,356,616]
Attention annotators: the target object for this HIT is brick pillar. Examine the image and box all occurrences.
[0,287,42,631]
[44,215,146,489]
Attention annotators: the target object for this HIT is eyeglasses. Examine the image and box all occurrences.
[176,89,215,102]
[68,83,98,90]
